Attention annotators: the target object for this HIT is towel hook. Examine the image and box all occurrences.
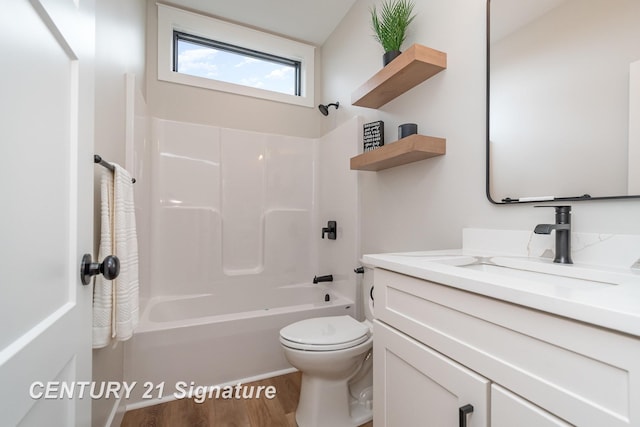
[80,254,120,285]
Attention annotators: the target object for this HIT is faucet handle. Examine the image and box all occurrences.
[534,205,572,224]
[534,205,571,212]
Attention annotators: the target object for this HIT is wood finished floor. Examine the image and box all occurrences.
[121,372,374,427]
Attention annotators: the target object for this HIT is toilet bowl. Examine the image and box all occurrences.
[279,280,374,427]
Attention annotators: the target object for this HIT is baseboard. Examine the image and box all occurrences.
[104,395,126,427]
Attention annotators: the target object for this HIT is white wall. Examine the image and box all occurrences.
[145,0,323,139]
[317,117,361,302]
[629,60,640,194]
[321,0,640,256]
[93,0,147,426]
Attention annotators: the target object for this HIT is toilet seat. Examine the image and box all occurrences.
[280,315,370,351]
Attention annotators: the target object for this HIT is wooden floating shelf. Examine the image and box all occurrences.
[351,44,447,109]
[350,134,446,171]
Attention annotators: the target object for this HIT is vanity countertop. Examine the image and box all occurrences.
[363,229,640,337]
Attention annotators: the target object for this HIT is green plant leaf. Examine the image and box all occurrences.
[370,0,416,52]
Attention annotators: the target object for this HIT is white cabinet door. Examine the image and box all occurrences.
[0,0,94,425]
[374,320,489,427]
[492,384,573,427]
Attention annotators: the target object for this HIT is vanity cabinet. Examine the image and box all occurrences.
[372,268,640,427]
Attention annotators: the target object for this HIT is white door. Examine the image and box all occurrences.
[0,0,94,425]
[373,320,490,427]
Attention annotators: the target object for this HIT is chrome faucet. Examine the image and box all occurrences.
[534,205,573,264]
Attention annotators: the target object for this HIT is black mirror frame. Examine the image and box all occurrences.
[485,0,640,205]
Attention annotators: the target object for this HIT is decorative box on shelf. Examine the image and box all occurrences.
[363,121,384,152]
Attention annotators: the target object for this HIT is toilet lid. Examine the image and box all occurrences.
[280,315,370,351]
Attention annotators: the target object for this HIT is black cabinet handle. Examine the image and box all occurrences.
[459,404,474,427]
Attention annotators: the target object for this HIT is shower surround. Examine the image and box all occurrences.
[150,118,316,297]
[125,117,360,407]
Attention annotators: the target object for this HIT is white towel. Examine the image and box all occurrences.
[92,165,139,348]
[92,170,114,348]
[112,164,139,340]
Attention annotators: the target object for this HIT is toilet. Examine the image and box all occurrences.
[279,283,374,427]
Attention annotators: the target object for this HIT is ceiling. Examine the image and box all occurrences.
[164,0,359,46]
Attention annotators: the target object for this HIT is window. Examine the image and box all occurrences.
[173,32,301,96]
[158,4,315,107]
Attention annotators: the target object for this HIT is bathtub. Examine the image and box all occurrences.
[124,284,354,408]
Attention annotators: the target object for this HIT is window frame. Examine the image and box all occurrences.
[157,3,315,107]
[172,31,302,96]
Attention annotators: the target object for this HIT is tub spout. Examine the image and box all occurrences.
[313,274,333,284]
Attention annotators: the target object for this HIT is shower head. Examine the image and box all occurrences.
[318,102,339,116]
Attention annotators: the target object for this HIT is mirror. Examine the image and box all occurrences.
[487,0,640,203]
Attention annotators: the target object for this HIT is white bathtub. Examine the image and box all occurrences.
[124,284,354,408]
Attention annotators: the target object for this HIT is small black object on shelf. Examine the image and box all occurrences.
[398,123,418,139]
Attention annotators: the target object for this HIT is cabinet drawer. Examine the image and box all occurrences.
[374,268,640,427]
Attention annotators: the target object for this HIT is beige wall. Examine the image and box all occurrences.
[92,0,147,426]
[145,0,323,138]
[321,0,640,255]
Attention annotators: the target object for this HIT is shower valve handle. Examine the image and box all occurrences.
[322,220,337,240]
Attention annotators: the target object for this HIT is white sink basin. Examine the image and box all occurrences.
[378,252,633,289]
[375,252,639,298]
[459,261,616,290]
[457,256,638,289]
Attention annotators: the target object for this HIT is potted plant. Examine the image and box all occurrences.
[370,0,416,66]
